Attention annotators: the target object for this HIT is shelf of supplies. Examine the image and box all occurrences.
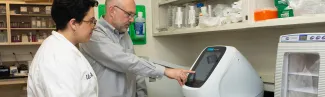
[153,14,325,37]
[11,28,55,30]
[0,42,42,45]
[0,78,27,86]
[289,72,319,77]
[10,42,42,45]
[159,0,177,5]
[8,2,52,5]
[159,0,193,6]
[289,87,318,94]
[11,14,51,17]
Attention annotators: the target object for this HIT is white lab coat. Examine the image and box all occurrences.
[27,31,98,97]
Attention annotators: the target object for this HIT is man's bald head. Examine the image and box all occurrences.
[104,0,136,33]
[106,0,135,7]
[105,0,117,9]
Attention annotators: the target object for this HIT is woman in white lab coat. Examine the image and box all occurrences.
[27,0,98,97]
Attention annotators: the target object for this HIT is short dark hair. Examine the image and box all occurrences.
[51,0,98,31]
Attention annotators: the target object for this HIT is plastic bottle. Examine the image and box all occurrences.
[208,5,212,17]
[167,6,174,28]
[28,32,32,42]
[0,30,6,42]
[184,4,190,28]
[188,6,196,28]
[201,6,208,16]
[175,7,183,28]
[135,12,145,38]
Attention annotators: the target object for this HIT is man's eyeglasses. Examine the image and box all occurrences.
[114,6,136,18]
[82,18,97,27]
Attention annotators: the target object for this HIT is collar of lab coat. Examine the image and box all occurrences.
[51,31,82,57]
[98,17,125,37]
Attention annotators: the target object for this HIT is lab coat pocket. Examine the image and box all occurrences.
[81,70,97,95]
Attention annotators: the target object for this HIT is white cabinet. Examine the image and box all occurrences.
[152,0,325,36]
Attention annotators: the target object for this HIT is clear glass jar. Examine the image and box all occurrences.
[0,22,3,28]
[41,18,46,28]
[16,34,21,42]
[48,18,53,28]
[42,32,47,39]
[0,5,5,14]
[0,30,6,42]
[37,33,43,42]
[32,6,40,14]
[31,17,37,28]
[28,32,32,42]
[20,6,28,14]
[45,6,51,15]
[36,17,41,28]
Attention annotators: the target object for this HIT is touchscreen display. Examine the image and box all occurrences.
[185,47,226,88]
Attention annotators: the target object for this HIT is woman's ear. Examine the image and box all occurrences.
[69,19,77,31]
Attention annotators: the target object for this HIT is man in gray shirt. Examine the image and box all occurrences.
[79,0,195,97]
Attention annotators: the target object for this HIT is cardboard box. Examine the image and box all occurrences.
[278,8,294,18]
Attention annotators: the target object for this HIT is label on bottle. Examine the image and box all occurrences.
[20,7,27,13]
[46,6,52,14]
[46,6,52,11]
[135,22,145,37]
[42,21,46,28]
[33,7,40,13]
[32,21,36,28]
[37,21,41,28]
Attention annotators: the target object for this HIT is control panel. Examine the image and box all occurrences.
[280,33,325,42]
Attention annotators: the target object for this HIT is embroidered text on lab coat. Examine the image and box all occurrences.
[86,72,94,80]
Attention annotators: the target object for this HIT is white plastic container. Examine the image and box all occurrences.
[188,6,196,28]
[175,7,183,28]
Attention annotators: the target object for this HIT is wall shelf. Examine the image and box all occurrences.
[289,72,319,77]
[9,42,42,45]
[159,0,178,5]
[10,14,51,17]
[0,78,27,86]
[0,42,42,46]
[0,1,53,46]
[6,2,52,5]
[153,14,325,37]
[11,28,55,30]
[158,0,197,6]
